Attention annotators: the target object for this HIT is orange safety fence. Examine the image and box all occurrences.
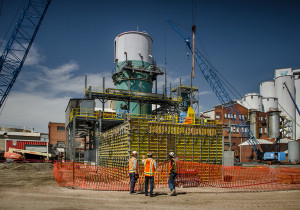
[53,161,300,192]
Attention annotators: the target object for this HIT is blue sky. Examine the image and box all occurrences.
[0,0,299,132]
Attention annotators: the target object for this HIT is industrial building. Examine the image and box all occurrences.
[65,31,223,165]
[48,122,66,157]
[203,68,300,162]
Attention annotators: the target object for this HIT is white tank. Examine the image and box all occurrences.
[267,110,280,139]
[295,78,300,140]
[288,141,300,163]
[114,31,153,64]
[260,81,275,98]
[275,75,296,138]
[241,93,263,112]
[262,97,278,112]
[274,68,293,79]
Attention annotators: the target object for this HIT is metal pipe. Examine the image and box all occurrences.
[102,77,105,112]
[228,120,231,151]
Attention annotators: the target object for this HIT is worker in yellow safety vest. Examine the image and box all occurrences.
[129,151,138,194]
[142,151,157,197]
[168,152,177,196]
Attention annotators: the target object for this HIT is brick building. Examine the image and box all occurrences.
[48,122,66,149]
[202,101,268,161]
[239,139,291,162]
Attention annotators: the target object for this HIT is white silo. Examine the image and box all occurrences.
[275,75,296,139]
[295,77,300,139]
[241,93,263,112]
[262,97,278,112]
[274,68,293,78]
[260,81,275,98]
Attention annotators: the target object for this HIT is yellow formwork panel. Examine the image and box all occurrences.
[99,118,222,167]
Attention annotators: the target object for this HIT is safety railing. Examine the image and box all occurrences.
[70,108,98,122]
[70,109,218,126]
[85,87,182,102]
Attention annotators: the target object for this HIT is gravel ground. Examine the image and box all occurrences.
[0,163,299,210]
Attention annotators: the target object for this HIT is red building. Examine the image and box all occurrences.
[48,122,66,148]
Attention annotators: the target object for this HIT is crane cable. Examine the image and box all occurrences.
[0,0,25,51]
[0,0,3,16]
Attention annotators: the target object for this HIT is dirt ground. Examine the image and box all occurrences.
[0,163,299,210]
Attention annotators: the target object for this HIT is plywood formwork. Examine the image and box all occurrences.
[99,118,222,167]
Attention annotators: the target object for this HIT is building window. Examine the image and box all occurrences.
[216,115,220,119]
[259,127,262,133]
[264,128,267,134]
[224,113,227,118]
[57,126,65,131]
[57,141,65,147]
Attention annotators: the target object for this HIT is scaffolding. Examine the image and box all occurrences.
[99,117,222,167]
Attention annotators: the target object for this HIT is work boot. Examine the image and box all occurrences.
[150,194,155,197]
[130,192,137,195]
[145,193,148,196]
[170,189,176,196]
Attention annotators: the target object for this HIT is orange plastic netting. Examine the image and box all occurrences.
[53,161,300,192]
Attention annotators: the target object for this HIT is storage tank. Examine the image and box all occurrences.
[295,78,300,140]
[260,81,275,98]
[262,97,278,112]
[113,31,156,114]
[275,75,296,138]
[274,68,293,78]
[288,141,300,163]
[241,93,263,112]
[267,110,280,139]
[249,110,259,139]
[114,31,153,65]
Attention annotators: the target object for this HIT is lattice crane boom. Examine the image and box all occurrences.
[0,0,51,109]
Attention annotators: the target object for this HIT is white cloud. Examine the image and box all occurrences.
[0,92,68,132]
[0,45,114,132]
[24,44,44,66]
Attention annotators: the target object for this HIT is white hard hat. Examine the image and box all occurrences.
[169,152,175,157]
[132,151,138,154]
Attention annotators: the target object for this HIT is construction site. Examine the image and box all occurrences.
[0,0,300,209]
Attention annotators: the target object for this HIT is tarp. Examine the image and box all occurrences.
[238,139,294,146]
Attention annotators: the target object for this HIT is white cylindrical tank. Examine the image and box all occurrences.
[260,81,275,98]
[267,110,280,139]
[275,75,296,138]
[241,93,263,112]
[249,110,259,138]
[262,97,278,112]
[274,68,293,78]
[295,78,300,140]
[114,31,153,64]
[288,141,300,163]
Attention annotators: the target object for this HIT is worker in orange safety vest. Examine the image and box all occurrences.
[142,151,157,197]
[168,152,177,196]
[129,151,138,194]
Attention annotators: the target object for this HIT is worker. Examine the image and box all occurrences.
[129,151,138,194]
[142,152,156,197]
[168,152,177,196]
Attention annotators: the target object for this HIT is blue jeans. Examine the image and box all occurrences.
[129,172,137,193]
[145,176,154,195]
[168,173,177,191]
